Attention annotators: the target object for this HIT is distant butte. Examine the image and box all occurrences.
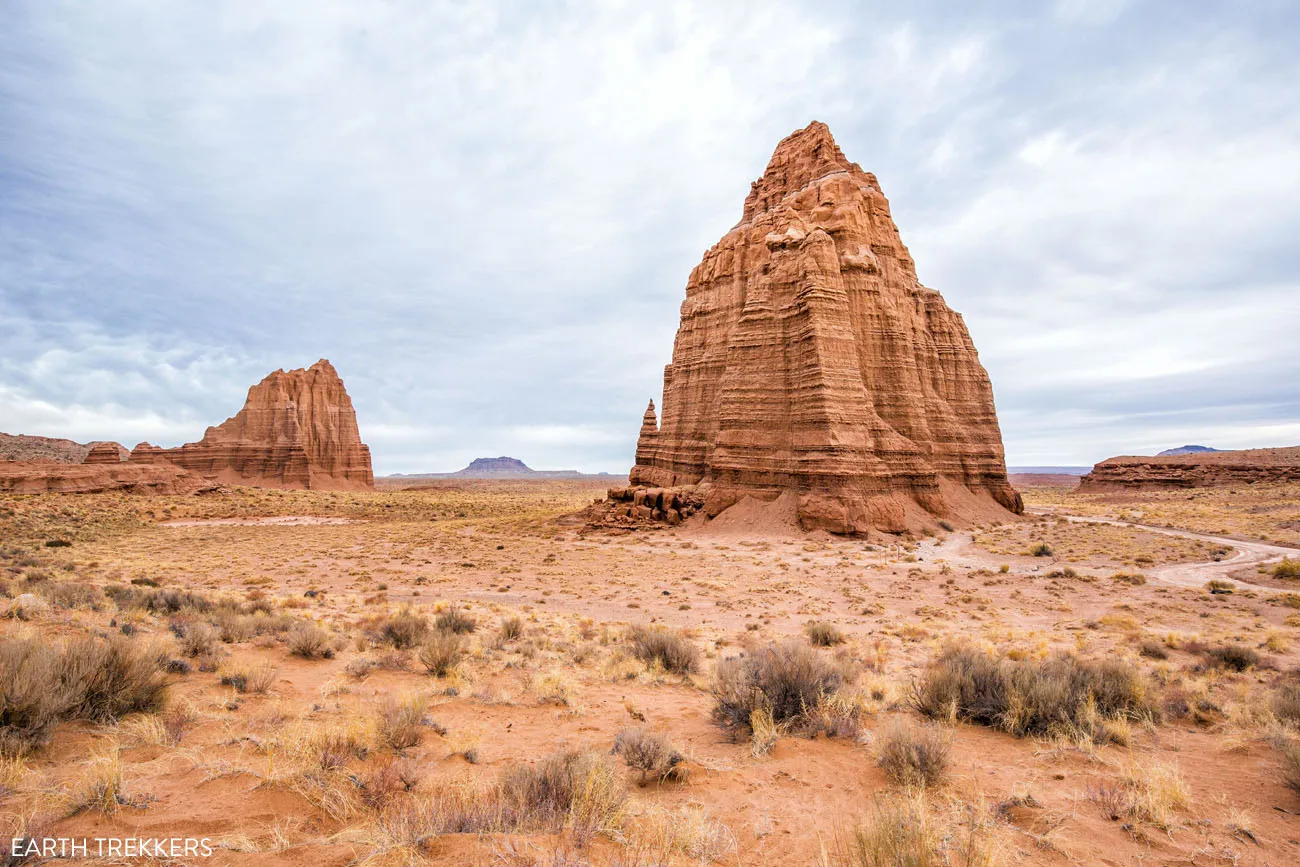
[1081,446,1300,490]
[607,121,1022,535]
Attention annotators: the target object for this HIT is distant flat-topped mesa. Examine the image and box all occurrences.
[625,121,1022,534]
[156,359,373,491]
[1081,446,1300,491]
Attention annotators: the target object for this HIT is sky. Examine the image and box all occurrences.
[2,0,1298,474]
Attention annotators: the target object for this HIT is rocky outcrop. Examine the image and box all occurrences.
[83,442,127,464]
[0,461,210,495]
[157,359,373,491]
[627,121,1021,535]
[1,433,126,464]
[1080,447,1300,490]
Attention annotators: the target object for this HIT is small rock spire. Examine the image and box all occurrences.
[639,400,659,437]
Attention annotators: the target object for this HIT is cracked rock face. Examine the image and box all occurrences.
[630,121,1022,534]
[157,359,373,491]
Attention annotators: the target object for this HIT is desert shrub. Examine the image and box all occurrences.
[0,635,169,756]
[874,718,950,788]
[176,622,221,658]
[1202,643,1259,672]
[377,693,428,751]
[1273,559,1300,581]
[0,640,76,755]
[371,607,430,649]
[107,585,213,615]
[805,621,845,647]
[358,757,421,812]
[1138,640,1169,661]
[33,580,104,610]
[912,643,1158,741]
[1206,579,1235,595]
[712,640,845,734]
[418,631,465,677]
[1281,740,1300,795]
[1030,542,1054,557]
[62,635,169,722]
[1271,683,1300,724]
[612,726,687,783]
[1111,572,1147,586]
[627,624,700,674]
[286,624,334,659]
[499,748,626,841]
[435,605,476,635]
[499,615,524,641]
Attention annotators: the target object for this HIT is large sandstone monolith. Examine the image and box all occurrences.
[157,359,373,490]
[628,121,1022,534]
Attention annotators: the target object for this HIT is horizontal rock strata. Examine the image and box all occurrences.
[1080,447,1300,490]
[626,121,1021,534]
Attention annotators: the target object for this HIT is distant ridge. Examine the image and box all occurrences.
[1157,445,1220,456]
[1007,466,1091,476]
[385,456,618,480]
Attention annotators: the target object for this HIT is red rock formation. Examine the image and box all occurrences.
[1080,446,1300,490]
[157,359,373,491]
[1,433,126,464]
[629,122,1021,534]
[0,461,208,495]
[83,442,126,464]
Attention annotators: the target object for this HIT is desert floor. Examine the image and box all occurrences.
[3,478,1300,866]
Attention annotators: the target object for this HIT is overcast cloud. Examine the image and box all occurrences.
[2,0,1298,473]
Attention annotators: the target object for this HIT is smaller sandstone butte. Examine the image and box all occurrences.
[83,442,127,464]
[620,121,1021,535]
[1081,446,1300,490]
[159,359,373,491]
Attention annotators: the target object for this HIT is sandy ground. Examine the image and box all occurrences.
[3,479,1300,865]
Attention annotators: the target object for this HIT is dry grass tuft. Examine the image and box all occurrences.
[805,621,846,647]
[822,795,998,867]
[376,693,429,751]
[418,631,465,677]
